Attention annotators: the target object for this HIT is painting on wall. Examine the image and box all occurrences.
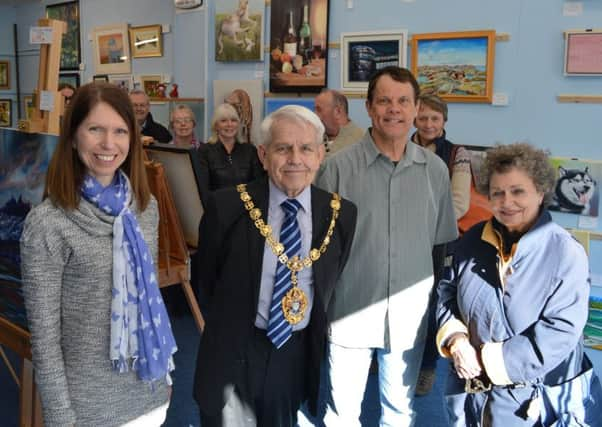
[213,79,263,145]
[215,0,264,62]
[269,0,329,93]
[129,24,163,58]
[139,75,163,97]
[265,97,315,115]
[341,30,408,92]
[59,72,80,89]
[0,128,59,331]
[411,30,496,103]
[109,74,133,92]
[548,157,601,218]
[46,0,81,70]
[0,100,11,127]
[0,60,9,90]
[92,24,131,75]
[564,29,602,76]
[585,296,602,350]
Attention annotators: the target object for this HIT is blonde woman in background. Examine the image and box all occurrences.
[169,104,200,148]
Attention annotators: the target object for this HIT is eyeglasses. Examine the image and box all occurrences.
[173,118,194,125]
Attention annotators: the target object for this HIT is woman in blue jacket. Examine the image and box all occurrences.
[436,143,601,426]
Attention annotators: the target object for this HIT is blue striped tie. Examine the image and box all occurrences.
[267,199,302,349]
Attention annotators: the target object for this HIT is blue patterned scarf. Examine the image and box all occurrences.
[81,170,177,384]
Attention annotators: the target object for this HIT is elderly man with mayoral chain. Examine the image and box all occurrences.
[192,105,357,427]
[316,66,458,425]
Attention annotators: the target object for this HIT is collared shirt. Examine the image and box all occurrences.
[324,120,365,158]
[255,180,314,330]
[316,130,457,350]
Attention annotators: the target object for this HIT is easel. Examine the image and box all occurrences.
[17,18,67,135]
[145,159,205,333]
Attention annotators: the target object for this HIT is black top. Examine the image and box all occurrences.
[197,141,265,207]
[141,112,172,143]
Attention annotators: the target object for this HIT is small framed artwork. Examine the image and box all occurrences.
[139,75,163,97]
[0,99,11,127]
[23,95,35,121]
[92,23,131,74]
[269,0,330,93]
[0,60,10,90]
[564,29,602,76]
[59,72,81,89]
[341,30,408,92]
[411,30,496,103]
[93,74,109,83]
[215,0,264,62]
[46,0,81,70]
[109,74,133,92]
[129,24,163,58]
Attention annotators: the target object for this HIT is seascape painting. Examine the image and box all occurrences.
[0,128,58,331]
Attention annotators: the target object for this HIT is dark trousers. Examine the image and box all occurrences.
[200,327,307,427]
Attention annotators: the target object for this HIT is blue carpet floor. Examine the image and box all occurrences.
[0,312,450,426]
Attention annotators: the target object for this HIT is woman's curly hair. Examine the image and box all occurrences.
[478,142,556,207]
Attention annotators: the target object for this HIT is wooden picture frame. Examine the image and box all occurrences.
[129,24,163,58]
[411,30,496,103]
[59,72,80,89]
[46,0,81,70]
[269,0,329,93]
[93,74,109,83]
[341,30,408,92]
[564,29,602,76]
[0,99,11,127]
[92,23,131,75]
[23,95,35,121]
[0,60,10,90]
[139,74,163,97]
[215,0,264,62]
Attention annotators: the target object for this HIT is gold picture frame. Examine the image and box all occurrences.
[92,23,131,75]
[139,75,163,97]
[411,30,496,103]
[0,60,10,90]
[129,25,163,58]
[0,99,11,127]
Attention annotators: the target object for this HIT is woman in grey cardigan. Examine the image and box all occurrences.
[20,83,176,427]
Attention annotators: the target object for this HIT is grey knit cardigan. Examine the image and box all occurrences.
[20,196,170,427]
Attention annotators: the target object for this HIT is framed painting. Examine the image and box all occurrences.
[23,95,35,121]
[548,157,602,218]
[411,30,496,103]
[46,1,81,70]
[215,0,264,62]
[0,99,11,127]
[0,60,9,90]
[109,74,133,92]
[129,25,163,58]
[139,75,163,97]
[59,72,80,89]
[93,74,109,83]
[341,30,408,92]
[92,24,131,75]
[564,29,602,76]
[269,0,329,93]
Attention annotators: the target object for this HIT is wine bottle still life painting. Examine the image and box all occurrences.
[215,0,264,62]
[269,0,329,93]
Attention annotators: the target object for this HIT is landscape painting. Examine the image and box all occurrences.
[46,0,81,70]
[411,30,495,103]
[214,0,264,62]
[0,129,58,331]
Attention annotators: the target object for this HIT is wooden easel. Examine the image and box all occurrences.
[145,159,205,333]
[17,18,67,135]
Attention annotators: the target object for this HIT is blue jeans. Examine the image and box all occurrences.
[323,342,425,427]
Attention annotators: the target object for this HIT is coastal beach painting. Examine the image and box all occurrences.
[411,30,495,103]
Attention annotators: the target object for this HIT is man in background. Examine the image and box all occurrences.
[314,89,364,157]
[316,67,457,426]
[129,89,171,143]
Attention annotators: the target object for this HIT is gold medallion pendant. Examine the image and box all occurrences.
[282,287,308,325]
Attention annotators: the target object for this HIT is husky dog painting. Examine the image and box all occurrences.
[549,162,599,217]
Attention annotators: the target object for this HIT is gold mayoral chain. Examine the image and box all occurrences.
[236,183,341,325]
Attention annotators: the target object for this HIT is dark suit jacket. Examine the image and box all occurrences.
[192,177,357,416]
[141,112,171,143]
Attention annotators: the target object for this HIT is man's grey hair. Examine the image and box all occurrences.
[260,105,325,146]
[321,88,349,116]
[129,88,149,103]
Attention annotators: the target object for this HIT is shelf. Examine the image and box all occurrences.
[557,94,602,104]
[149,97,204,102]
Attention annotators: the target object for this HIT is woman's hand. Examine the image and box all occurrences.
[448,334,482,379]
